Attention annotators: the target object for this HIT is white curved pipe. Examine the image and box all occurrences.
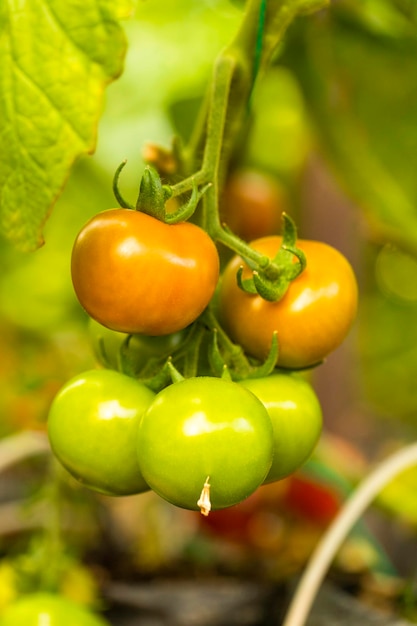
[282,442,417,626]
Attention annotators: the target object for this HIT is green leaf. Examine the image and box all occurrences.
[0,0,132,251]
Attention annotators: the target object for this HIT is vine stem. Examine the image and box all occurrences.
[282,442,417,626]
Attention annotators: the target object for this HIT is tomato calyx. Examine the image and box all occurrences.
[136,164,170,221]
[112,160,211,225]
[105,306,278,393]
[237,213,306,302]
[209,327,279,381]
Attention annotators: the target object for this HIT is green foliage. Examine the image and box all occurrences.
[282,0,417,253]
[272,0,417,421]
[0,0,132,251]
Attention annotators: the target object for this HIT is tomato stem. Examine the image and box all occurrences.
[170,0,323,283]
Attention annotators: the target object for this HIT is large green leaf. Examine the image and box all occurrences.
[0,0,132,251]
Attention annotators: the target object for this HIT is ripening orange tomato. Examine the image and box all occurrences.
[218,236,358,369]
[71,209,220,335]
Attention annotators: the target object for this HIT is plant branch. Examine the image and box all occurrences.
[170,0,330,287]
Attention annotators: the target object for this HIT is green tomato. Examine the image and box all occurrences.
[48,369,155,496]
[241,373,322,482]
[88,318,184,372]
[137,377,274,513]
[0,593,110,626]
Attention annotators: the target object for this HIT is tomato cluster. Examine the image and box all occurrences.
[47,170,358,515]
[48,366,322,512]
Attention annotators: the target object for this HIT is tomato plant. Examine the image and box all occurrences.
[240,373,323,482]
[0,593,110,626]
[219,169,287,241]
[218,236,358,369]
[8,0,417,621]
[137,377,274,513]
[71,209,220,336]
[47,369,155,496]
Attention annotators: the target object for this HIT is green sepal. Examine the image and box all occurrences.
[208,325,279,381]
[136,165,166,220]
[245,332,279,379]
[237,212,306,302]
[252,271,286,301]
[166,358,185,383]
[281,244,307,280]
[165,182,211,224]
[236,265,258,294]
[140,357,184,392]
[117,334,139,377]
[140,360,173,393]
[220,364,233,381]
[281,211,297,248]
[112,160,134,209]
[208,328,227,377]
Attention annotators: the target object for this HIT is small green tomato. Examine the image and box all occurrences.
[241,373,323,482]
[47,369,155,496]
[137,377,274,514]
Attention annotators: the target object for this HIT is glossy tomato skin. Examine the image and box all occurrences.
[71,209,220,336]
[240,373,322,482]
[88,318,184,372]
[137,377,274,511]
[47,370,155,496]
[219,236,358,369]
[0,592,110,626]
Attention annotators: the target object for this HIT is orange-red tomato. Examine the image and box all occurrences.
[220,169,287,241]
[219,236,358,369]
[283,475,341,526]
[71,210,220,335]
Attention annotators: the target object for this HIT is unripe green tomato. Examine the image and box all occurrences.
[88,318,184,372]
[0,593,110,626]
[47,370,155,496]
[241,373,322,482]
[137,377,274,513]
